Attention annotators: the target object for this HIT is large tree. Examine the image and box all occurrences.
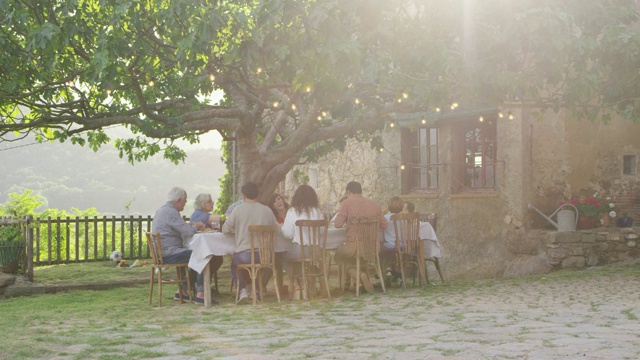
[1,0,639,201]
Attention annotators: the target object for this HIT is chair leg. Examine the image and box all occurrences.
[158,268,163,307]
[376,257,386,294]
[301,261,308,301]
[355,257,361,297]
[251,268,258,306]
[149,268,155,305]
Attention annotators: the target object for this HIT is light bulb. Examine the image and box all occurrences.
[209,74,215,81]
[306,86,311,93]
[421,118,426,124]
[354,98,360,104]
[389,122,395,128]
[402,93,408,99]
[256,68,262,74]
[508,113,514,120]
[479,116,484,122]
[400,164,406,170]
[148,80,155,87]
[291,104,297,110]
[435,107,441,112]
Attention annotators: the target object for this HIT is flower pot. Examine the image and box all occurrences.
[576,215,595,230]
[598,214,611,228]
[617,217,634,228]
[0,241,23,274]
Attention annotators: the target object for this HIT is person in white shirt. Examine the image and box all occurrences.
[282,185,325,267]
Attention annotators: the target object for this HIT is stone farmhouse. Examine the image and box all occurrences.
[284,104,640,281]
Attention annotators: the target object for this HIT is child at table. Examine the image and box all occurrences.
[382,196,404,281]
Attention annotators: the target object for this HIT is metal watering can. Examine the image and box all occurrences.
[528,203,578,232]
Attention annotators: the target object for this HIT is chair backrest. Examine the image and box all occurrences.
[348,216,380,261]
[248,224,277,266]
[420,213,437,232]
[146,232,164,265]
[295,219,329,264]
[391,212,421,255]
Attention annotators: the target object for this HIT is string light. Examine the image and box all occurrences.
[508,112,514,120]
[400,163,406,170]
[354,98,360,105]
[402,93,409,99]
[379,148,384,152]
[273,101,279,108]
[256,68,262,74]
[306,86,311,93]
[450,102,459,110]
[148,80,155,87]
[291,104,297,110]
[317,115,322,121]
[389,121,395,128]
[435,107,441,112]
[421,117,427,124]
[397,98,402,103]
[105,90,111,96]
[209,74,215,81]
[479,116,484,122]
[321,111,327,117]
[498,112,504,118]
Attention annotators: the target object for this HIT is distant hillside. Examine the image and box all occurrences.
[0,138,226,215]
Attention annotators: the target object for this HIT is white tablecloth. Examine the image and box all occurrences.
[420,221,442,258]
[186,231,292,274]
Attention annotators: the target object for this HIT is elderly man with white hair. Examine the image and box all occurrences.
[152,187,217,305]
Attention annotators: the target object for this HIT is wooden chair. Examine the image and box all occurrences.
[347,216,386,297]
[422,213,444,283]
[236,225,281,305]
[145,232,192,306]
[289,219,331,300]
[391,213,427,289]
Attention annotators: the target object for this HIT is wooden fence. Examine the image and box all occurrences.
[1,215,188,280]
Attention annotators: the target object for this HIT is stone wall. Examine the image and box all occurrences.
[537,227,640,269]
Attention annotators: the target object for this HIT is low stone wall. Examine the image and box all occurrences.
[544,227,640,269]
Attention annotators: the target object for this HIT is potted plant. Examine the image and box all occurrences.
[597,197,616,228]
[617,213,634,228]
[560,197,601,229]
[0,224,25,273]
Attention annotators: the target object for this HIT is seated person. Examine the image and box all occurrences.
[267,193,290,225]
[333,181,387,293]
[189,193,223,282]
[152,187,215,305]
[282,185,325,268]
[222,181,282,303]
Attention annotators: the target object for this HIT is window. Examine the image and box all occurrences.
[623,155,637,175]
[453,119,497,192]
[401,128,439,193]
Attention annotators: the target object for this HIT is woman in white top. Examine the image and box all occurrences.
[282,184,325,264]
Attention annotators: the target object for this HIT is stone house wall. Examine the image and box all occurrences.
[284,106,640,281]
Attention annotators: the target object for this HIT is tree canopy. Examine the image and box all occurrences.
[1,0,639,200]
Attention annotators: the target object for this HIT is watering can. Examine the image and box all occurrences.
[528,203,578,232]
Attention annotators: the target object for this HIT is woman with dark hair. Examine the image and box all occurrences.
[282,185,325,263]
[267,193,290,224]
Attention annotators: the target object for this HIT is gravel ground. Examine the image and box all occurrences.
[167,266,640,360]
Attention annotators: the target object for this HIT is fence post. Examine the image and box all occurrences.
[26,215,34,282]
